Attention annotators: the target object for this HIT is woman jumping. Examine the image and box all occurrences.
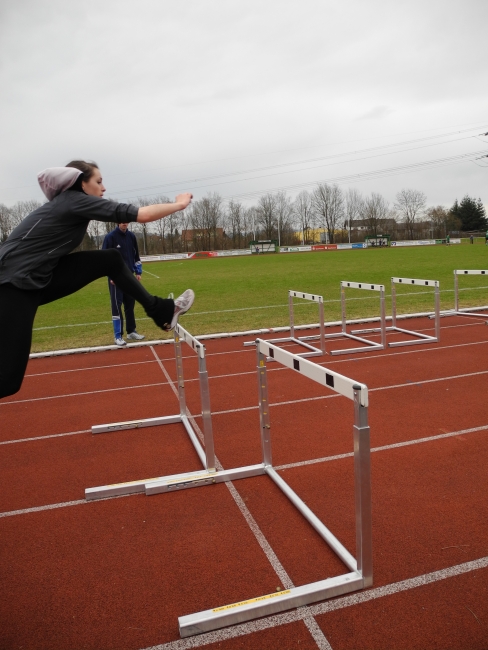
[0,161,195,399]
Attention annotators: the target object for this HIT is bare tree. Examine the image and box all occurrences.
[311,183,344,244]
[0,203,13,242]
[362,193,390,236]
[87,219,104,249]
[275,191,293,245]
[191,193,224,250]
[395,189,427,240]
[245,206,259,242]
[256,193,278,240]
[425,205,461,238]
[226,200,247,249]
[293,191,315,244]
[344,188,363,243]
[8,200,43,229]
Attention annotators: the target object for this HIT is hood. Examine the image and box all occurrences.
[37,167,83,201]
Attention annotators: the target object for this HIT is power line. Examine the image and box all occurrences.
[108,127,485,197]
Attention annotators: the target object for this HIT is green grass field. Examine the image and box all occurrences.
[32,245,488,352]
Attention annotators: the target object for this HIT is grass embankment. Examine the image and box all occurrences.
[32,245,488,352]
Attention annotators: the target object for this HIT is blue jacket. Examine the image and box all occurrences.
[102,227,142,275]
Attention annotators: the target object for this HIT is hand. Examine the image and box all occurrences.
[110,280,115,285]
[136,275,141,281]
[175,193,193,210]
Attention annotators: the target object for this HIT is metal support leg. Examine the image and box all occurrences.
[257,349,272,466]
[174,333,187,416]
[353,386,373,587]
[319,300,326,354]
[289,292,295,340]
[341,285,347,334]
[379,287,386,349]
[198,352,216,472]
[434,285,441,341]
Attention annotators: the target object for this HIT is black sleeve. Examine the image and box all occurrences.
[68,192,139,224]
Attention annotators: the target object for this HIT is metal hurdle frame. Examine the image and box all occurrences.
[323,281,386,355]
[451,270,488,319]
[352,277,440,347]
[243,290,326,358]
[85,323,219,500]
[176,339,372,638]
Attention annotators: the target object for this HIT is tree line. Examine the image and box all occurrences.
[1,185,486,253]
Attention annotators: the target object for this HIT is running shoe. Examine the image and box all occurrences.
[168,289,195,330]
[115,337,127,346]
[127,331,145,341]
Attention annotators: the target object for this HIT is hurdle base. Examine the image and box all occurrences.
[351,325,438,348]
[92,414,182,434]
[326,332,385,356]
[145,464,266,495]
[245,336,324,359]
[179,571,364,637]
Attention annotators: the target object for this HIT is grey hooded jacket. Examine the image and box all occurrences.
[0,168,138,290]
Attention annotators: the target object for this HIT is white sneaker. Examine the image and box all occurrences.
[127,331,145,341]
[169,289,195,330]
[115,337,127,346]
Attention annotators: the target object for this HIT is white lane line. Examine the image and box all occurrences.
[149,347,331,650]
[142,556,488,650]
[2,422,486,515]
[0,499,89,518]
[0,429,90,446]
[26,332,488,377]
[0,381,169,406]
[25,359,157,377]
[275,424,488,471]
[7,364,488,409]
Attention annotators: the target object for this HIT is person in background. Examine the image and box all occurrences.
[102,223,145,346]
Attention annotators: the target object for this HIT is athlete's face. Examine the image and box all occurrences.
[82,169,106,197]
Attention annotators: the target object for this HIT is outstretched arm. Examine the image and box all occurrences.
[136,193,193,223]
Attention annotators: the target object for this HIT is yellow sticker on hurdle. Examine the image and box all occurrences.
[212,590,291,613]
[166,473,214,485]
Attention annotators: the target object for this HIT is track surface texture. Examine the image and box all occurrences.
[1,315,488,650]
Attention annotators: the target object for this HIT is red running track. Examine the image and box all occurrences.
[1,315,487,650]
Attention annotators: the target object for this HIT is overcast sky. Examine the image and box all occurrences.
[0,0,487,210]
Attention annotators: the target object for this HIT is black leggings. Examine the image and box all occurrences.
[0,249,172,399]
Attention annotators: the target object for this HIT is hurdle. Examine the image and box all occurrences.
[450,270,488,319]
[323,281,386,355]
[85,323,218,500]
[353,277,440,347]
[243,290,326,357]
[177,339,372,638]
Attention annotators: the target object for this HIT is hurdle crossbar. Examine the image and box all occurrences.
[323,281,386,355]
[352,277,440,347]
[178,339,372,637]
[243,290,326,358]
[449,270,488,319]
[85,324,217,500]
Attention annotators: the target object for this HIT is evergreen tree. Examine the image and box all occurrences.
[451,195,487,230]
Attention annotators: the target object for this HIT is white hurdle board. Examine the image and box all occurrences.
[450,270,488,320]
[323,281,386,355]
[244,290,326,358]
[178,339,372,638]
[353,277,440,347]
[85,324,217,500]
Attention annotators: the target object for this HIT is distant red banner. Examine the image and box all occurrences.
[312,244,337,251]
